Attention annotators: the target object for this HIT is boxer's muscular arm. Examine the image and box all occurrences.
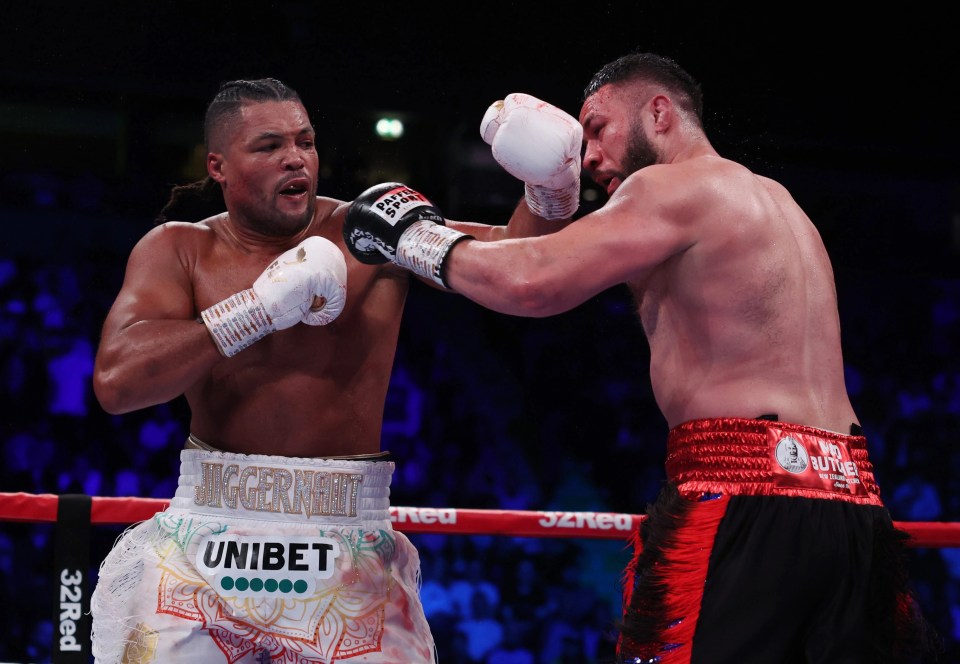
[343,174,693,309]
[442,218,626,317]
[95,226,347,413]
[93,225,220,414]
[390,205,559,291]
[445,177,695,316]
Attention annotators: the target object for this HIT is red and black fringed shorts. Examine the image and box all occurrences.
[617,417,941,664]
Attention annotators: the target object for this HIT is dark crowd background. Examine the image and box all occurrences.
[1,3,958,662]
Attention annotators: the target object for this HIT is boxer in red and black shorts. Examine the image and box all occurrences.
[617,416,938,664]
[334,52,946,664]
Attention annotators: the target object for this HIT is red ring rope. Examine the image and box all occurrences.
[2,491,959,546]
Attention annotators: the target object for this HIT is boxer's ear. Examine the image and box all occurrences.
[207,152,225,183]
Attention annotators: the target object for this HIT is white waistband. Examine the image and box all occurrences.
[172,449,394,525]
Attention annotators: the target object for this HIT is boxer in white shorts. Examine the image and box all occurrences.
[90,76,581,662]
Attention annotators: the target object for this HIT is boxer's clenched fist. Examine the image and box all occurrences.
[201,236,347,357]
[480,93,583,220]
[344,182,471,287]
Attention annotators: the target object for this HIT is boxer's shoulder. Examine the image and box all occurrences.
[129,218,213,266]
[315,196,351,230]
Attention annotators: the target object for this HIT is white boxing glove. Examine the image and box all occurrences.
[480,92,583,220]
[201,236,347,357]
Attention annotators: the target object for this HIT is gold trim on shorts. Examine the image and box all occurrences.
[185,434,392,461]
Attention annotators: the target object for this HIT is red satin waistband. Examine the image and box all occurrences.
[665,417,883,506]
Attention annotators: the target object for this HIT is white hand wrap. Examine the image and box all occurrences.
[480,92,583,220]
[395,220,469,288]
[201,236,347,357]
[201,289,273,357]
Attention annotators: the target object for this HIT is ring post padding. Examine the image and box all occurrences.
[52,494,92,663]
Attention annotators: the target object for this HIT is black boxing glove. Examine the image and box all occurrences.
[344,182,471,287]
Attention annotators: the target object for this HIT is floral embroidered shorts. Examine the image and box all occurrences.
[91,448,436,663]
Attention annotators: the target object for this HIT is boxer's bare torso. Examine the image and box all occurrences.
[95,199,410,457]
[625,155,857,433]
[93,97,533,459]
[445,80,858,435]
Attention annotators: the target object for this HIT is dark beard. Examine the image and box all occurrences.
[619,122,658,178]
